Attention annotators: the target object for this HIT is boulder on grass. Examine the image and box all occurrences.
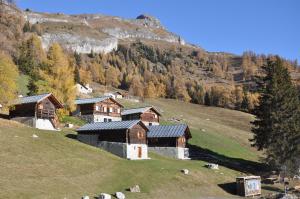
[99,193,111,199]
[181,169,189,175]
[129,185,141,193]
[82,196,89,199]
[115,192,125,199]
[205,163,219,170]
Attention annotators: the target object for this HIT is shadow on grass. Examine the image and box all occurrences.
[65,133,77,140]
[262,185,283,193]
[188,144,269,175]
[0,113,9,119]
[218,182,236,195]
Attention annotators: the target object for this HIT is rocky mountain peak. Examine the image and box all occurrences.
[136,14,163,29]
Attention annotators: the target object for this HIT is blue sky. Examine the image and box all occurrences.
[16,0,299,62]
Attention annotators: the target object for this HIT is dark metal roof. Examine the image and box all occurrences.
[147,124,188,138]
[11,93,63,108]
[13,93,51,105]
[75,96,124,107]
[77,120,146,132]
[75,96,110,105]
[121,106,161,116]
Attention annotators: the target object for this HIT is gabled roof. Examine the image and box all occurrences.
[75,96,124,107]
[121,106,161,116]
[147,124,191,138]
[77,120,148,132]
[11,93,63,108]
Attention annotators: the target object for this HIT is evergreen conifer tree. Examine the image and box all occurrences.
[251,57,300,175]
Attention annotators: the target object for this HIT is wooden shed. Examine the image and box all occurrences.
[122,106,161,126]
[236,176,261,197]
[9,93,63,130]
[147,124,192,159]
[77,120,149,160]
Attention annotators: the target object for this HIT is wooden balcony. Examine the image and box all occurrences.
[37,109,55,119]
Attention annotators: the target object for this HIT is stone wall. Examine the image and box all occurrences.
[149,147,190,159]
[98,141,127,158]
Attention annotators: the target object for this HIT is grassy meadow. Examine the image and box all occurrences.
[0,98,277,199]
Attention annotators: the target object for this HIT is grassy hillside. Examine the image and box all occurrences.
[0,99,272,199]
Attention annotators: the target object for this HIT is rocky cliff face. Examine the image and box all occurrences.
[23,11,185,54]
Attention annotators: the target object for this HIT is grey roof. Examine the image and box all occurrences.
[75,96,110,105]
[121,106,161,116]
[77,120,145,132]
[12,93,51,105]
[148,124,188,138]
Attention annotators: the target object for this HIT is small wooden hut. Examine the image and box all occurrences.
[236,176,261,197]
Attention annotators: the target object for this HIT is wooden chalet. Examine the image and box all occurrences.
[147,124,192,159]
[74,96,124,123]
[121,106,161,126]
[9,93,63,130]
[77,120,149,160]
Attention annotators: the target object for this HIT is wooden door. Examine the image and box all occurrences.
[138,146,142,158]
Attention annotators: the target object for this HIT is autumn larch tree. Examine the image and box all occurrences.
[37,43,76,112]
[0,52,19,108]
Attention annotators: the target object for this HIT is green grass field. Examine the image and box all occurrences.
[0,98,274,199]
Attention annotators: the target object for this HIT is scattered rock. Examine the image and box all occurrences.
[201,129,206,132]
[32,134,38,138]
[278,194,298,199]
[65,123,74,128]
[99,193,111,199]
[206,118,210,121]
[115,192,125,199]
[294,185,300,190]
[181,169,189,175]
[129,185,141,193]
[82,196,89,199]
[205,163,219,170]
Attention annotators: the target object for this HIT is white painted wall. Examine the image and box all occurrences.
[143,121,160,126]
[126,144,148,160]
[93,115,122,123]
[35,118,56,131]
[76,84,93,94]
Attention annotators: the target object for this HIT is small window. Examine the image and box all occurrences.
[104,118,107,122]
[137,131,143,139]
[117,109,120,113]
[108,119,112,122]
[109,107,113,113]
[154,114,157,118]
[95,106,99,111]
[103,107,107,112]
[149,123,152,126]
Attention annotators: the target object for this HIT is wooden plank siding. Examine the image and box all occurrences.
[78,98,122,117]
[10,97,59,120]
[140,110,159,123]
[9,103,36,118]
[122,109,159,123]
[128,124,147,144]
[148,129,190,148]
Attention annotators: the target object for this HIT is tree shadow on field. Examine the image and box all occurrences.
[188,144,269,175]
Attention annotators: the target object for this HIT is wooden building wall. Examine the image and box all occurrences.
[128,124,147,144]
[78,98,122,117]
[140,109,159,123]
[9,103,36,118]
[148,137,177,147]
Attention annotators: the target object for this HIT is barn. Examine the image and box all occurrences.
[77,120,149,160]
[73,96,123,123]
[9,93,63,130]
[122,106,161,126]
[147,124,192,159]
